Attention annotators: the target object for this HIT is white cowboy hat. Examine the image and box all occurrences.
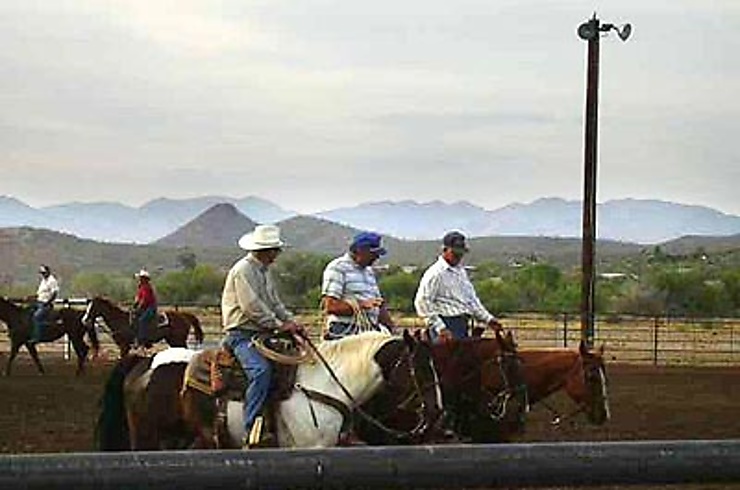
[238,224,286,251]
[134,269,150,279]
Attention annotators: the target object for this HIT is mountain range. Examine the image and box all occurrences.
[2,195,740,245]
[3,200,740,286]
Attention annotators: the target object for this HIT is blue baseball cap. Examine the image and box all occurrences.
[350,231,387,256]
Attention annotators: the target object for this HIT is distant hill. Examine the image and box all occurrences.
[3,222,739,288]
[315,198,740,244]
[0,227,241,286]
[0,195,295,243]
[155,203,258,249]
[3,194,740,249]
[657,233,740,256]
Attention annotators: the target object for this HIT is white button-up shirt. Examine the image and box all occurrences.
[37,275,59,303]
[414,256,495,333]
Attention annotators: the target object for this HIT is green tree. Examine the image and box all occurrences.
[68,272,130,302]
[156,264,224,304]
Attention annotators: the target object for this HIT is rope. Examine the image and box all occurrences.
[297,332,416,442]
[252,332,313,365]
[345,298,376,334]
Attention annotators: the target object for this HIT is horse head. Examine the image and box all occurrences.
[490,330,529,434]
[578,341,610,425]
[370,330,445,444]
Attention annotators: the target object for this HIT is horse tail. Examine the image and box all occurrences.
[94,355,143,451]
[186,313,204,345]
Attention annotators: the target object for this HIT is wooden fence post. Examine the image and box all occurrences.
[653,316,660,366]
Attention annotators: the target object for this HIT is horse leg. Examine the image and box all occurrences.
[26,342,45,375]
[70,335,90,376]
[5,342,22,376]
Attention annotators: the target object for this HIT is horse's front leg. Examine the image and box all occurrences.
[70,336,90,376]
[5,341,21,376]
[26,342,45,375]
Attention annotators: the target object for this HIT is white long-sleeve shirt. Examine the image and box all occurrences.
[36,275,59,303]
[414,256,496,333]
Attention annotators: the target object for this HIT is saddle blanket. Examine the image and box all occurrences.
[151,347,200,371]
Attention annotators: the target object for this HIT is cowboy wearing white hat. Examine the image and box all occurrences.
[133,268,157,349]
[237,224,286,251]
[221,224,306,448]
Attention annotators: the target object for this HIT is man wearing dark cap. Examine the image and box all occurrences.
[321,231,397,340]
[414,231,502,342]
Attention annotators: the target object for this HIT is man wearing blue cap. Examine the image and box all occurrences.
[321,231,397,340]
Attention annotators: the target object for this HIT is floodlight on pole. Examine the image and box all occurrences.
[577,13,631,349]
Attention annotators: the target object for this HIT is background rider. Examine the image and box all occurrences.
[30,264,59,344]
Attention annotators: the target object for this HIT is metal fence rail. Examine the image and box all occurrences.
[1,301,739,365]
[1,440,739,489]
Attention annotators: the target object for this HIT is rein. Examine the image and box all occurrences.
[446,342,528,422]
[299,333,433,443]
[536,355,596,427]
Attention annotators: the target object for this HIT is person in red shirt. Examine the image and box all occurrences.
[133,269,158,348]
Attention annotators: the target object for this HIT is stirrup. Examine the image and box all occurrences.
[245,416,264,449]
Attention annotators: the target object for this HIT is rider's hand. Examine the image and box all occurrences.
[438,328,454,343]
[359,297,383,310]
[281,321,306,336]
[488,318,503,333]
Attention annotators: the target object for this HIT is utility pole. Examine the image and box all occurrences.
[577,14,631,348]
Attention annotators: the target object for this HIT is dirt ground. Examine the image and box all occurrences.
[0,353,738,488]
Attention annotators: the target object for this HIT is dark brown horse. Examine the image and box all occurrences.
[0,297,100,375]
[82,296,204,356]
[96,331,446,451]
[356,330,529,444]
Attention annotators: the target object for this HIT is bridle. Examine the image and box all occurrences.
[540,355,607,426]
[302,333,443,444]
[444,340,529,423]
[379,342,444,442]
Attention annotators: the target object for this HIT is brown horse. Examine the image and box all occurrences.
[0,297,100,375]
[356,331,529,444]
[82,296,204,356]
[96,331,446,451]
[503,342,610,440]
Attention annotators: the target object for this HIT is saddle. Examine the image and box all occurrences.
[183,346,297,403]
[156,312,170,328]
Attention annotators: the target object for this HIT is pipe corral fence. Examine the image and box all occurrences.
[1,441,740,489]
[3,300,737,366]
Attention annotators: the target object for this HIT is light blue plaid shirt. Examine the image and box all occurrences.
[321,253,382,326]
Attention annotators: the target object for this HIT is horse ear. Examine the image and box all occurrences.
[402,329,415,349]
[599,343,605,356]
[579,340,588,355]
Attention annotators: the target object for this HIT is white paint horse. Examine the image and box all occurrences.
[96,331,445,450]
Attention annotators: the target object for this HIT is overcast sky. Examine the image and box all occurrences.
[1,1,738,215]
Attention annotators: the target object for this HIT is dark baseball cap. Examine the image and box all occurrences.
[350,231,387,256]
[442,231,469,251]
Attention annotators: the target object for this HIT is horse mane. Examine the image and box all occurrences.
[315,331,396,381]
[518,348,580,369]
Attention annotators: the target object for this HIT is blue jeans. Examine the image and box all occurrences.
[428,315,471,343]
[31,302,52,341]
[136,306,157,345]
[222,330,273,435]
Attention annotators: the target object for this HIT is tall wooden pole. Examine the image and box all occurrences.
[580,16,600,349]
